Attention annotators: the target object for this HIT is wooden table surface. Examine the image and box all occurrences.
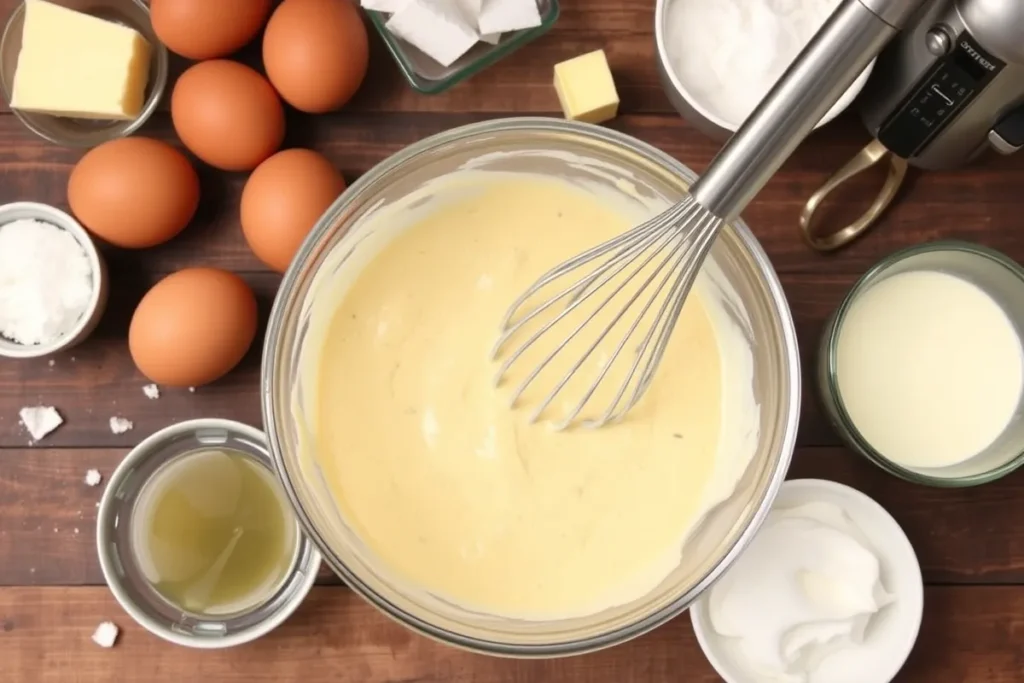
[3,1,1024,681]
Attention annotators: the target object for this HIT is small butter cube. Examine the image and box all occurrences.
[386,0,478,68]
[479,0,541,35]
[11,0,152,120]
[553,50,620,125]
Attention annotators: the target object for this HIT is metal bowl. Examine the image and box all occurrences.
[97,419,321,649]
[0,0,168,148]
[653,0,875,141]
[262,118,800,656]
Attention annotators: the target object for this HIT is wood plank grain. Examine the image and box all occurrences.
[0,270,848,449]
[0,113,1021,278]
[0,445,343,587]
[0,272,280,449]
[0,0,673,117]
[0,585,1019,682]
[5,445,1024,586]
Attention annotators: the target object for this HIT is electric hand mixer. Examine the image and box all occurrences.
[493,0,929,430]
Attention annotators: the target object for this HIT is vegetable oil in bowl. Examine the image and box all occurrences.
[132,448,297,616]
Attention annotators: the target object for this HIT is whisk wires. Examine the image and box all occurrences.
[492,195,723,430]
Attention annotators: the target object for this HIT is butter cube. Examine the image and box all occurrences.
[11,0,152,120]
[553,50,620,125]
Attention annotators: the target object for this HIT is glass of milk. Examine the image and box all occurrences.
[819,241,1024,486]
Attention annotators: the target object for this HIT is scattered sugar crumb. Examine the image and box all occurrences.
[29,567,35,574]
[142,383,160,399]
[91,622,119,648]
[19,406,63,441]
[48,359,55,367]
[85,469,102,486]
[188,386,196,393]
[53,527,58,533]
[109,416,133,435]
[74,528,79,534]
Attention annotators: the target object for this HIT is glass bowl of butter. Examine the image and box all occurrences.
[262,118,801,656]
[0,0,168,147]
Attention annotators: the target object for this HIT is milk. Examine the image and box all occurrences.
[836,270,1023,469]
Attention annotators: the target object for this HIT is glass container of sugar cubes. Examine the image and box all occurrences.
[363,0,559,94]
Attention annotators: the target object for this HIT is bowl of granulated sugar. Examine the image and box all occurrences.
[654,0,875,141]
[0,202,108,359]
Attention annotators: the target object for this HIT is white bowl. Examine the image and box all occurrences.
[654,0,877,141]
[690,478,923,683]
[0,202,108,359]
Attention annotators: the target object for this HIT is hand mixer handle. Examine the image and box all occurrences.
[690,0,928,221]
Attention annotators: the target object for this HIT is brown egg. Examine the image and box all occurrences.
[68,137,199,249]
[151,0,273,60]
[171,60,285,172]
[241,149,346,273]
[262,0,369,113]
[129,268,258,387]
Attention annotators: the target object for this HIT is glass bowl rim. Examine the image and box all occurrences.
[261,116,801,656]
[0,0,169,147]
[821,239,1024,488]
[364,0,560,95]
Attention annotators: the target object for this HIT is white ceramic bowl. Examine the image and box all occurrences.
[690,478,923,683]
[654,0,877,141]
[0,202,108,359]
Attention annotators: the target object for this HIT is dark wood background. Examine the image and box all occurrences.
[3,1,1024,680]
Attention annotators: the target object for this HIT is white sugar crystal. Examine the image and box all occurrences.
[0,218,93,346]
[19,406,62,441]
[142,383,160,399]
[109,416,133,435]
[386,0,478,67]
[91,621,119,648]
[479,0,541,34]
[84,469,102,486]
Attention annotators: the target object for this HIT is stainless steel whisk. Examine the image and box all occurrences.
[493,0,926,430]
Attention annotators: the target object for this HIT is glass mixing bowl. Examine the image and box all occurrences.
[262,118,801,657]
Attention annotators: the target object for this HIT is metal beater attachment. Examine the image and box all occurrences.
[491,196,721,430]
[491,0,926,429]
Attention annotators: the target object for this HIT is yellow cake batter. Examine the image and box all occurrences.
[312,175,739,619]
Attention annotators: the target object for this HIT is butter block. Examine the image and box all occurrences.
[553,50,620,125]
[11,0,152,120]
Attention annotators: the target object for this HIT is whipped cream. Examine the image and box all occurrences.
[708,501,895,682]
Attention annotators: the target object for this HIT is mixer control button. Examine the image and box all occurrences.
[925,26,952,56]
